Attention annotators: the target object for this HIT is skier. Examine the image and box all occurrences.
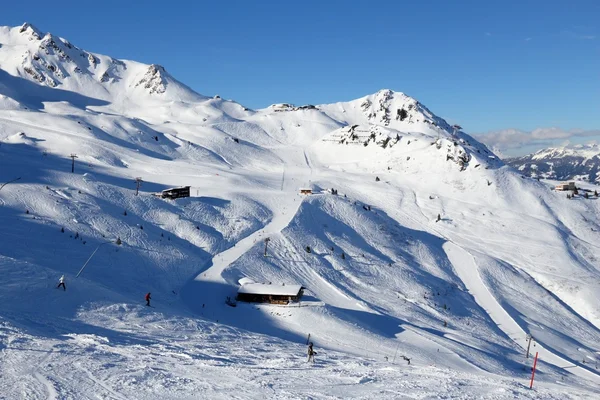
[145,292,151,307]
[307,342,317,363]
[56,275,66,291]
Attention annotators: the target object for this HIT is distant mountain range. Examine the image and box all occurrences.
[506,144,600,184]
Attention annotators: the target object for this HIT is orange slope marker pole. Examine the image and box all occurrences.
[529,352,539,389]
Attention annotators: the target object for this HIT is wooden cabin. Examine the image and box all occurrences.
[158,186,191,199]
[555,182,576,191]
[236,282,304,304]
[299,188,312,195]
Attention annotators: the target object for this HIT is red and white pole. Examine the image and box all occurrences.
[529,352,539,389]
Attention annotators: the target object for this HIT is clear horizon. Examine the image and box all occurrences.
[1,0,599,155]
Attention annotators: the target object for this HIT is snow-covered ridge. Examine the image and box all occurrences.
[507,143,600,183]
[0,22,206,105]
[319,89,453,130]
[531,143,600,161]
[0,22,500,172]
[356,89,449,129]
[317,89,501,172]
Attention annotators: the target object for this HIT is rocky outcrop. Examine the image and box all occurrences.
[359,89,452,130]
[135,64,168,94]
[19,23,42,40]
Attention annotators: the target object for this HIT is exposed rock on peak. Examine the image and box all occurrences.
[19,22,43,40]
[135,64,168,94]
[319,89,501,172]
[39,33,71,62]
[269,103,319,112]
[359,89,451,130]
[1,23,208,104]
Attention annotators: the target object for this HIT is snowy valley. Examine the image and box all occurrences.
[1,23,600,399]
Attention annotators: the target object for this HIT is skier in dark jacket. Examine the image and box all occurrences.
[307,342,317,363]
[145,292,151,306]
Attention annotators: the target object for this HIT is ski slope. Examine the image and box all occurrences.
[1,22,600,398]
[445,243,600,384]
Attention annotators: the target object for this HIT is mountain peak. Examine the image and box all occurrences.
[347,89,451,132]
[0,23,208,104]
[18,22,43,40]
[375,88,395,96]
[374,88,407,98]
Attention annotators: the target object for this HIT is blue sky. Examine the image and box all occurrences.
[2,0,599,154]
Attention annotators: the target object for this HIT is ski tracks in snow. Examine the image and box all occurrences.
[30,348,58,400]
[73,362,129,400]
[32,371,58,400]
[184,147,312,292]
[444,242,600,385]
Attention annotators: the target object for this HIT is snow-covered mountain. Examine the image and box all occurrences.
[2,23,600,399]
[507,144,600,184]
[0,23,205,103]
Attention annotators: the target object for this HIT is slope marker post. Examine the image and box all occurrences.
[529,352,539,389]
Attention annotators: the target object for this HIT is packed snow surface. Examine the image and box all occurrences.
[237,283,303,296]
[1,23,600,399]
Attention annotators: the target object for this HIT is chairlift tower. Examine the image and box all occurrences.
[452,124,462,137]
[526,333,534,358]
[135,177,143,196]
[70,154,78,173]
